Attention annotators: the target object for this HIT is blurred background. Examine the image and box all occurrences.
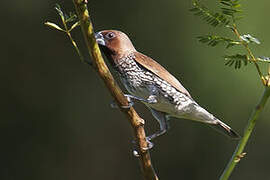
[1,0,270,179]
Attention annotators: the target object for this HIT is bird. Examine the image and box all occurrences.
[95,30,239,147]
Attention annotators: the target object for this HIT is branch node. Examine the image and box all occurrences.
[138,117,145,126]
[234,152,247,163]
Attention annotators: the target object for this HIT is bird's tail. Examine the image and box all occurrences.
[176,104,240,139]
[210,119,240,139]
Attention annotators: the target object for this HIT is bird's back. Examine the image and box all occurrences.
[133,52,191,98]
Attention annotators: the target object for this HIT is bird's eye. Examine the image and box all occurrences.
[106,32,116,39]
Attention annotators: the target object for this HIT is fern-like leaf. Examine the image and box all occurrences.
[220,0,241,9]
[190,0,230,27]
[221,7,242,16]
[220,0,242,20]
[197,35,240,48]
[224,54,250,69]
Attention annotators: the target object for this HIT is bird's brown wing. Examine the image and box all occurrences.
[134,52,191,98]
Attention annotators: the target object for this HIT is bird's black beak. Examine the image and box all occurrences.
[95,32,105,46]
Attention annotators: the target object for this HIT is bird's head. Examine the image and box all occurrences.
[95,30,136,59]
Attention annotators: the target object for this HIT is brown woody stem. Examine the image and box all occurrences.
[72,0,158,179]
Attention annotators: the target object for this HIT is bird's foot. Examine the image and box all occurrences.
[146,129,167,142]
[111,94,157,109]
[147,95,158,104]
[125,94,157,104]
[131,138,154,157]
[110,101,134,109]
[110,96,134,109]
[144,137,154,150]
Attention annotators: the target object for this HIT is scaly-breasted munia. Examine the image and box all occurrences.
[95,30,239,146]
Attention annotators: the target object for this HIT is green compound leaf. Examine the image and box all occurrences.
[197,35,240,48]
[221,7,242,16]
[224,54,250,69]
[220,0,243,20]
[220,0,241,9]
[190,0,230,27]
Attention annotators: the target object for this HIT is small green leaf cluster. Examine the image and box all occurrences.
[190,0,242,28]
[45,4,88,65]
[55,4,77,24]
[190,1,230,27]
[197,35,240,48]
[220,0,242,20]
[45,4,79,33]
[224,54,249,69]
[190,0,270,71]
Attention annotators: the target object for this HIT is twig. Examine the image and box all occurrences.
[45,15,89,65]
[72,0,158,179]
[219,23,270,180]
[219,87,270,180]
[231,24,266,85]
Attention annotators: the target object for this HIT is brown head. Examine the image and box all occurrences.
[95,30,191,97]
[95,30,136,62]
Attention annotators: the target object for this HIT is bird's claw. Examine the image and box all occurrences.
[124,94,157,104]
[143,138,154,150]
[147,95,158,104]
[110,100,134,109]
[120,101,134,109]
[132,149,140,157]
[131,138,154,157]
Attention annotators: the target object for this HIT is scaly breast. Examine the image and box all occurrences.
[115,55,194,116]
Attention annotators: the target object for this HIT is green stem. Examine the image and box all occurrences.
[66,30,88,65]
[231,24,266,85]
[219,87,270,180]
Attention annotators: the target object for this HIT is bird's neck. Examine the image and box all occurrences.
[113,49,135,59]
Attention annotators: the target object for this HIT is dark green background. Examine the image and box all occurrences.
[2,0,270,179]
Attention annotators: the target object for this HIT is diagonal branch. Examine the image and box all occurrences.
[231,25,266,85]
[219,87,270,180]
[219,24,270,180]
[72,0,158,179]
